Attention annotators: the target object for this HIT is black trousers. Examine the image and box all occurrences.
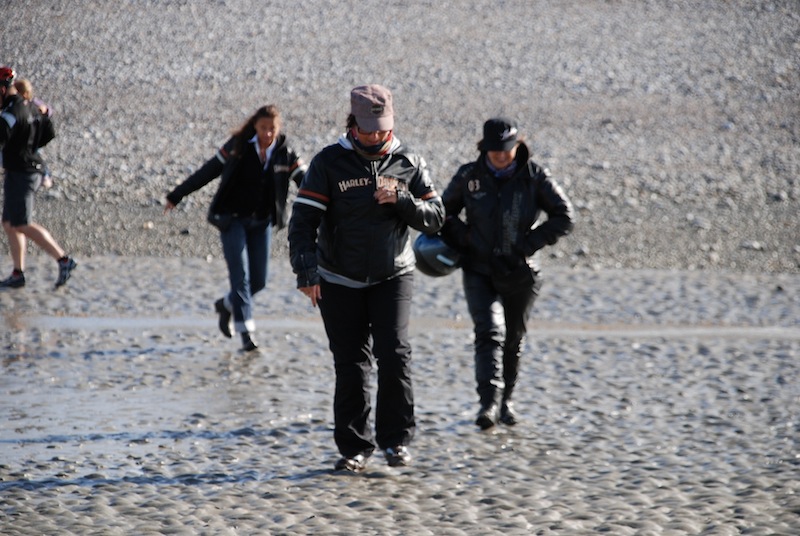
[318,273,415,458]
[463,268,541,407]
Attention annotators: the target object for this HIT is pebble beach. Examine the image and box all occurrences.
[1,0,799,534]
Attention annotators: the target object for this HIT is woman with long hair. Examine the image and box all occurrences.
[166,105,306,351]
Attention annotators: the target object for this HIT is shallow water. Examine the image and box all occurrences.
[1,258,798,534]
[25,313,800,340]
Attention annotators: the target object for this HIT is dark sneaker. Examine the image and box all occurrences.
[54,257,77,288]
[0,272,25,289]
[475,403,499,430]
[499,401,519,426]
[215,298,232,338]
[334,454,368,473]
[384,446,411,467]
[241,332,258,352]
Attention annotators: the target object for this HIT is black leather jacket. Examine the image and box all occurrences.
[1,94,55,173]
[167,133,306,230]
[289,136,444,287]
[441,142,574,275]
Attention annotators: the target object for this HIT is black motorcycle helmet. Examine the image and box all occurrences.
[413,233,462,277]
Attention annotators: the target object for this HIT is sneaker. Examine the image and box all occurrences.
[334,454,368,473]
[241,332,258,352]
[54,257,77,288]
[0,271,25,289]
[384,446,411,467]
[475,403,499,430]
[499,401,519,426]
[214,298,232,338]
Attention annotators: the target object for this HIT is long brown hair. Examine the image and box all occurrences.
[231,105,281,155]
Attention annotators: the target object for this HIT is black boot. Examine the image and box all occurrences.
[475,402,499,430]
[215,298,232,338]
[241,332,258,352]
[499,381,519,425]
[499,400,519,426]
[475,380,501,430]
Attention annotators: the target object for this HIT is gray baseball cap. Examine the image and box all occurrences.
[351,84,394,132]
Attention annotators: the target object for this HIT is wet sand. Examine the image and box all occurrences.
[1,256,798,534]
[1,0,798,532]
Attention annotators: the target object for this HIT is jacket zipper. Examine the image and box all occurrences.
[365,160,381,284]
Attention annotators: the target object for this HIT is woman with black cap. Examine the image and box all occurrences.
[441,117,574,430]
[288,84,444,472]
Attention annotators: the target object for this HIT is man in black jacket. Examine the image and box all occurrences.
[0,66,77,289]
[442,117,574,429]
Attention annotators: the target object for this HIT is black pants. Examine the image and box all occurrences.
[318,273,415,458]
[463,268,541,407]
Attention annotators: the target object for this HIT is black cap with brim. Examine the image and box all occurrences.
[481,117,519,151]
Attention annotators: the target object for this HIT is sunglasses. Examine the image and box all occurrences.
[356,126,391,137]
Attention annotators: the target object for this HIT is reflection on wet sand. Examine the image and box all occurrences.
[1,257,798,533]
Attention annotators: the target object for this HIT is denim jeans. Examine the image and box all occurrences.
[219,217,272,333]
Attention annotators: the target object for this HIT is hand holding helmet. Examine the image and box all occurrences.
[413,233,462,277]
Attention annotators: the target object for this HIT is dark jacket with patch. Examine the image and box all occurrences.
[166,133,306,229]
[289,137,444,287]
[441,142,574,275]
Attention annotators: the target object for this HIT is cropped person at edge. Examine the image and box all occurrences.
[0,66,77,290]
